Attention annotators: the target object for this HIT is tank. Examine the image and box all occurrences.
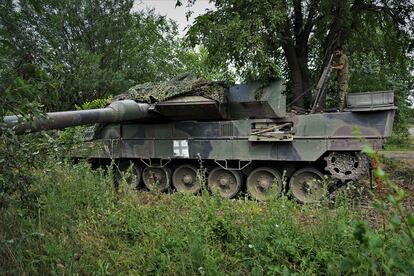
[2,78,396,203]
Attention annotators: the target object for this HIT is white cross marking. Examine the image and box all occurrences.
[173,140,189,158]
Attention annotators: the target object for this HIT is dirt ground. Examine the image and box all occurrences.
[348,154,414,229]
[381,151,414,161]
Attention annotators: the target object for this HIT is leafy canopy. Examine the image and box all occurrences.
[184,0,414,110]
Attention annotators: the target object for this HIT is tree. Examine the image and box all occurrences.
[0,0,183,111]
[183,0,414,108]
[176,45,235,82]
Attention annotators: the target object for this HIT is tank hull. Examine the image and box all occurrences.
[77,109,395,162]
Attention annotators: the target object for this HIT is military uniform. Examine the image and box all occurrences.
[335,53,349,110]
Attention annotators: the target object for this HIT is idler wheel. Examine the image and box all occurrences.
[114,161,142,190]
[247,167,282,201]
[289,167,325,204]
[172,165,200,194]
[143,167,171,192]
[208,167,242,198]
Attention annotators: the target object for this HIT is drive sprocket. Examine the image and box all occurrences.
[324,152,369,182]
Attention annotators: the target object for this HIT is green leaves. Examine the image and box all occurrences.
[374,167,385,178]
[28,0,44,13]
[407,214,414,227]
[0,39,14,49]
[186,0,285,82]
[184,0,414,111]
[361,144,374,156]
[0,0,185,111]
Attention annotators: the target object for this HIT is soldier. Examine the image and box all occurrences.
[332,46,349,111]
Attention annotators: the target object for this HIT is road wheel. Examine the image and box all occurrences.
[172,165,200,194]
[208,167,242,198]
[247,167,282,201]
[143,167,171,192]
[289,167,325,203]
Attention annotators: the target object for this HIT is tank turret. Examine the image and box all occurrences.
[2,79,287,134]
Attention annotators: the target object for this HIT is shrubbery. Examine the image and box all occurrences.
[1,148,413,274]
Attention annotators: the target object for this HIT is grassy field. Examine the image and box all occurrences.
[1,159,414,275]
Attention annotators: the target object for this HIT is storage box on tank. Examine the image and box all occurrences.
[347,91,394,108]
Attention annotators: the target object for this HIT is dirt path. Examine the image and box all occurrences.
[381,151,414,162]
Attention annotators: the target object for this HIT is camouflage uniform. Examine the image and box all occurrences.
[335,53,349,110]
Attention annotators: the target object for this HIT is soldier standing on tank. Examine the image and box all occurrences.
[332,46,349,111]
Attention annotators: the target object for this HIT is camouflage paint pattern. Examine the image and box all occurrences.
[2,100,152,134]
[1,79,396,165]
[80,107,394,162]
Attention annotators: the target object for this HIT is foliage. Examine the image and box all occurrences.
[0,75,52,208]
[1,155,413,274]
[407,108,414,125]
[0,0,184,111]
[0,129,76,209]
[176,45,235,82]
[184,0,414,111]
[339,145,414,274]
[186,0,286,83]
[75,97,112,111]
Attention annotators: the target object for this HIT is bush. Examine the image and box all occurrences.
[1,146,413,274]
[384,126,411,150]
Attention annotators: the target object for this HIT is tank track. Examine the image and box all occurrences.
[110,151,369,204]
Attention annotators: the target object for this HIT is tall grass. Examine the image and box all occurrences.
[1,155,413,274]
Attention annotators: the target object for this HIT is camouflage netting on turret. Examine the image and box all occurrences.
[114,74,228,104]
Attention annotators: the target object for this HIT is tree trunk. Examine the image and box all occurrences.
[281,39,312,109]
[280,0,313,109]
[282,41,306,108]
[296,37,311,106]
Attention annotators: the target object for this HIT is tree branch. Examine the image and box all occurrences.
[293,0,304,42]
[303,3,316,34]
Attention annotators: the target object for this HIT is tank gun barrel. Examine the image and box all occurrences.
[2,100,151,134]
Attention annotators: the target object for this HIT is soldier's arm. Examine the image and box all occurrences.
[332,64,344,70]
[333,55,346,70]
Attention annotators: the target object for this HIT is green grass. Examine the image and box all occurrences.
[383,128,414,151]
[1,159,414,275]
[383,142,414,151]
